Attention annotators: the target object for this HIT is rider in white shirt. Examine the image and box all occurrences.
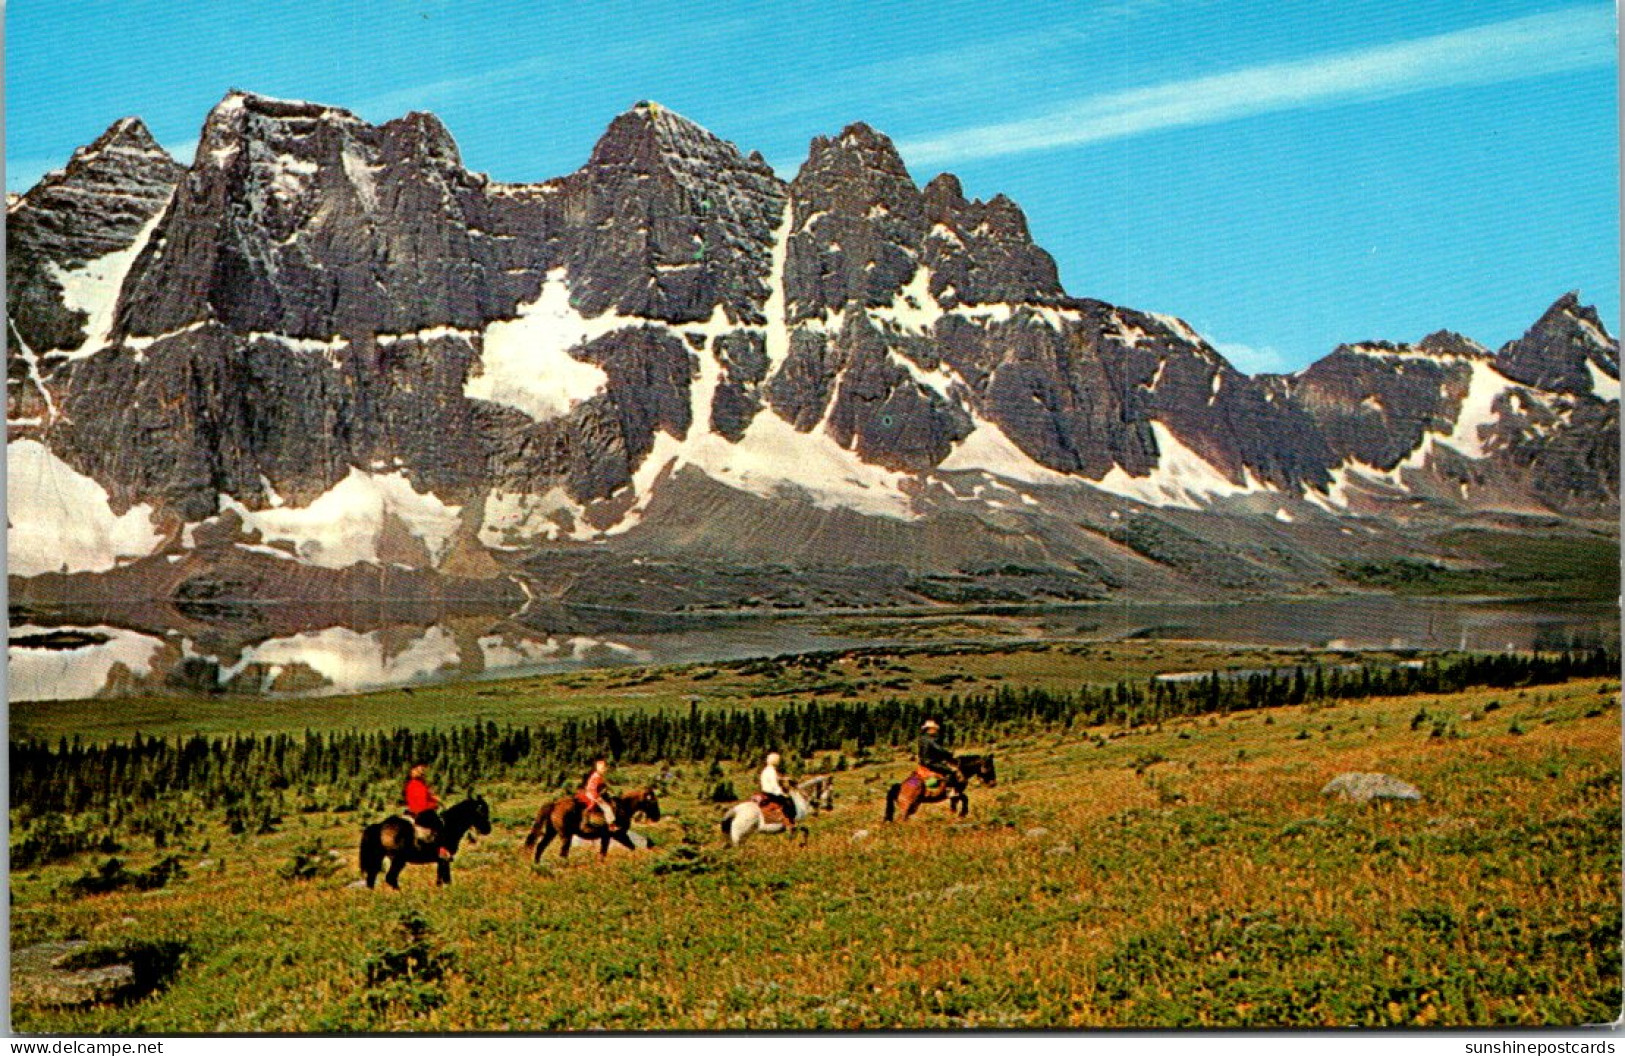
[759,751,797,827]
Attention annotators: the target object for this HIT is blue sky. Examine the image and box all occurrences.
[6,0,1617,372]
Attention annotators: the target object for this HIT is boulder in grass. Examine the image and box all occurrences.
[12,939,184,1008]
[599,830,652,856]
[11,942,133,1008]
[1321,772,1422,803]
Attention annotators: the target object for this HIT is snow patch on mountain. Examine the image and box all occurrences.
[939,415,1072,484]
[670,409,918,521]
[6,440,166,575]
[220,467,462,568]
[1586,360,1619,401]
[888,349,959,399]
[46,202,170,358]
[1573,313,1614,350]
[1439,360,1518,458]
[7,320,59,425]
[465,268,615,420]
[247,331,352,366]
[870,265,943,335]
[480,487,595,546]
[1092,421,1267,509]
[1148,312,1205,346]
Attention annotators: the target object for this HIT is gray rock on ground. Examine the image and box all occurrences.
[1321,771,1423,803]
[11,941,135,1008]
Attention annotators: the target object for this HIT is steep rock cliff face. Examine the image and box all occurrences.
[7,93,1617,603]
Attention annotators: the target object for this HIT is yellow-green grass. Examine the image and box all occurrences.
[1340,529,1619,600]
[11,676,1619,1031]
[11,640,1411,744]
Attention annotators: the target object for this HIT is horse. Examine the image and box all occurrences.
[523,787,662,862]
[359,795,491,889]
[884,754,997,822]
[719,774,835,846]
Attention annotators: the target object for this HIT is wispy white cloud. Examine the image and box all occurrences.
[353,18,748,123]
[898,6,1616,167]
[1213,340,1292,376]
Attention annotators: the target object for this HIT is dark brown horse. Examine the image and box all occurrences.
[523,788,662,861]
[884,754,997,821]
[360,796,491,889]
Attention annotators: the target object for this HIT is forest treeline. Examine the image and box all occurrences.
[13,648,1615,859]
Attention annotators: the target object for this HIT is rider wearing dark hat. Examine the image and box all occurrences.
[917,719,955,788]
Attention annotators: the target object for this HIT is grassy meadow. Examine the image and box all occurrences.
[8,642,1621,1032]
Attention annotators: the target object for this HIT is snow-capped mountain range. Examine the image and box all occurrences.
[7,93,1618,610]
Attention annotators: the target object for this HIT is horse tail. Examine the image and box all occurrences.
[523,814,545,849]
[884,783,900,822]
[718,806,736,839]
[359,824,383,877]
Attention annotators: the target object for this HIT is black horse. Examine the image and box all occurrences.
[360,796,491,889]
[884,754,998,821]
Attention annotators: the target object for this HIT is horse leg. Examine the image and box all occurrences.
[559,830,574,859]
[384,855,405,891]
[884,784,900,823]
[523,811,550,850]
[437,859,451,886]
[533,824,557,864]
[360,831,378,888]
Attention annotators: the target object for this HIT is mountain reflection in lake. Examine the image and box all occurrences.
[7,595,1617,703]
[7,619,660,702]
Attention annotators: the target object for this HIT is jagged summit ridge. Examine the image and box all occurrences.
[5,95,1618,595]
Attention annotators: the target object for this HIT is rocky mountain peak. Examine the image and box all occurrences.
[380,110,463,167]
[799,121,916,193]
[1531,292,1613,349]
[5,115,185,357]
[80,116,168,160]
[7,94,1618,598]
[17,115,181,212]
[1416,330,1489,359]
[587,101,772,186]
[921,172,964,206]
[560,101,786,324]
[196,90,364,166]
[1497,292,1618,396]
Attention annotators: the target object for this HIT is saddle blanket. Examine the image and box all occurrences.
[910,766,945,789]
[750,793,791,823]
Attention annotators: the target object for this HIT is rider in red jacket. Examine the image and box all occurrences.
[403,763,451,859]
[576,757,619,829]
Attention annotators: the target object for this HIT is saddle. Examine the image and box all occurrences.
[913,765,948,789]
[751,793,791,824]
[406,816,438,847]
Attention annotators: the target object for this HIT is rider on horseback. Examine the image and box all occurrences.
[758,751,797,829]
[403,762,452,860]
[577,756,619,830]
[917,719,956,789]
